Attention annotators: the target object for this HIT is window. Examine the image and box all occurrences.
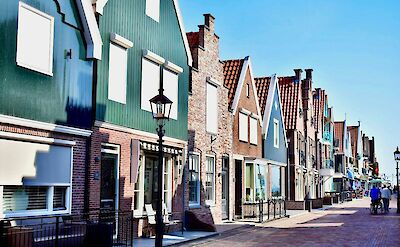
[133,156,173,216]
[245,164,254,201]
[274,118,279,148]
[146,0,160,22]
[108,43,128,104]
[163,69,179,120]
[246,83,250,97]
[3,186,68,214]
[0,138,72,216]
[163,158,172,212]
[271,166,282,197]
[255,164,266,201]
[16,2,54,76]
[205,156,215,205]
[245,163,267,202]
[249,117,258,145]
[141,58,160,112]
[188,154,200,206]
[206,82,218,134]
[239,112,248,142]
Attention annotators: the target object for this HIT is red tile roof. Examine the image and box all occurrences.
[255,77,271,116]
[348,126,359,159]
[278,76,301,130]
[334,121,345,153]
[223,59,245,109]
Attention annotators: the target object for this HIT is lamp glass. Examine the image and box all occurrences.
[394,147,400,161]
[149,90,172,125]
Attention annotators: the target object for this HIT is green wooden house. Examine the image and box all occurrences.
[89,0,192,237]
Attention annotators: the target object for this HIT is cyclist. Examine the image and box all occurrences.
[370,185,381,214]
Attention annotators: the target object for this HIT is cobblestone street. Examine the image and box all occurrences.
[188,198,400,247]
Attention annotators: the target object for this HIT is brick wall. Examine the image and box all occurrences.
[187,14,234,224]
[0,122,88,215]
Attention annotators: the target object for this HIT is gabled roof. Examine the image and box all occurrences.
[313,88,326,133]
[91,0,192,65]
[278,76,302,130]
[254,77,271,116]
[255,75,288,147]
[334,121,346,153]
[75,0,102,59]
[222,57,262,124]
[223,59,245,109]
[348,125,360,159]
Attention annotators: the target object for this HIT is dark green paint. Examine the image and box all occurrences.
[0,0,93,128]
[96,0,190,141]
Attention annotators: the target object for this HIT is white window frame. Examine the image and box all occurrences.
[188,153,200,207]
[16,2,54,76]
[146,0,160,22]
[0,139,73,218]
[162,157,173,212]
[249,116,258,145]
[205,155,216,206]
[274,118,280,148]
[239,112,249,142]
[206,82,218,134]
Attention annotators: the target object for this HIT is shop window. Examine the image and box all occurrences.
[271,166,282,197]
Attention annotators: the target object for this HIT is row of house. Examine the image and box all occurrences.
[0,0,379,238]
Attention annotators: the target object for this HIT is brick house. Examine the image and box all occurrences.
[278,71,307,202]
[89,0,192,237]
[255,75,288,200]
[186,14,233,224]
[223,57,265,218]
[0,0,100,218]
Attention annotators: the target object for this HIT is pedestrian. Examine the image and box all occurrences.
[381,185,391,213]
[370,185,381,214]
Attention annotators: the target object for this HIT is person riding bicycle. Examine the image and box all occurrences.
[370,185,381,213]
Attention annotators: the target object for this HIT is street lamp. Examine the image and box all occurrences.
[393,147,400,213]
[150,88,172,246]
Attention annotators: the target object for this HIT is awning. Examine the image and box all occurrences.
[140,141,182,155]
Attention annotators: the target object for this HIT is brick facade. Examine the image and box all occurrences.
[186,14,234,224]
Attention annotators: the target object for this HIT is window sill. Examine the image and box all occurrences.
[189,204,201,209]
[205,201,215,207]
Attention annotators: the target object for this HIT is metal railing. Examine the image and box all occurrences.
[0,210,134,247]
[242,198,286,223]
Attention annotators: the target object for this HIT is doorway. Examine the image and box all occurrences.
[234,159,243,217]
[221,157,229,220]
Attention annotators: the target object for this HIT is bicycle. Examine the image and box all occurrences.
[370,199,384,215]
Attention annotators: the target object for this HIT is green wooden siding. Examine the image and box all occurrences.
[96,0,189,141]
[0,0,93,128]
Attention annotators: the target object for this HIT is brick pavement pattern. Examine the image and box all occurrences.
[187,198,400,247]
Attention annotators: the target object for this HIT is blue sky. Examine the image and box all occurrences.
[180,0,400,180]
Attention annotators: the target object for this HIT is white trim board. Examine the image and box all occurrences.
[75,0,102,59]
[0,115,92,137]
[261,74,288,147]
[230,56,263,126]
[0,131,76,146]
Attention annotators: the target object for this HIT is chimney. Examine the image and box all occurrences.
[305,69,313,80]
[204,14,215,33]
[294,69,302,82]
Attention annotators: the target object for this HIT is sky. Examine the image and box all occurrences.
[180,0,400,180]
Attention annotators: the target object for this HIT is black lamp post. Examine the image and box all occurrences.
[149,88,172,247]
[394,147,400,213]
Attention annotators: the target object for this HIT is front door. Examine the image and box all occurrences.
[221,157,229,220]
[234,159,243,217]
[100,152,118,211]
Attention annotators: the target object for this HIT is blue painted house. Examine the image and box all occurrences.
[255,75,288,198]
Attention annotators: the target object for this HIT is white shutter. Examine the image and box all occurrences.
[163,69,178,119]
[16,2,54,76]
[250,117,258,145]
[0,139,72,186]
[146,0,160,22]
[108,43,128,104]
[206,83,218,134]
[141,58,160,112]
[239,112,248,142]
